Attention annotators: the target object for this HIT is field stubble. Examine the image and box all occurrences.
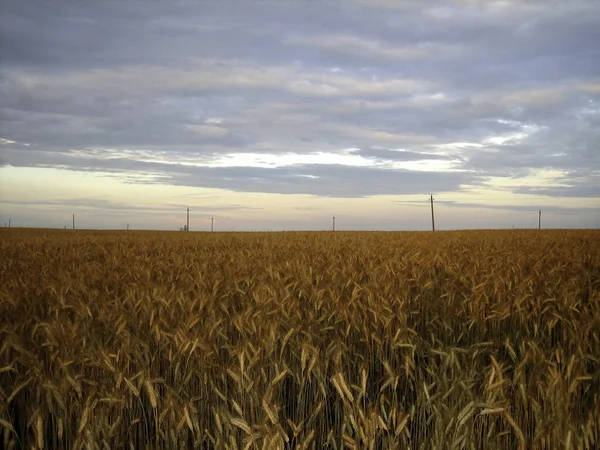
[1,228,599,449]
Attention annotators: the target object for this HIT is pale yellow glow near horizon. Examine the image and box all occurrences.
[0,166,431,228]
[483,169,571,189]
[1,166,598,229]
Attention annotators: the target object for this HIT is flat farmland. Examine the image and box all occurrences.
[1,229,599,449]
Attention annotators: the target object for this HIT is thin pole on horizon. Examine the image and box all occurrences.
[430,195,435,231]
[127,223,129,231]
[333,216,335,232]
[73,214,75,230]
[186,207,190,232]
[539,210,542,230]
[8,218,10,228]
[211,217,214,232]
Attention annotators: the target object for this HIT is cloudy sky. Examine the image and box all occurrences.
[1,0,599,230]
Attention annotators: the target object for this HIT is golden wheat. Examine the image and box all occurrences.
[0,228,599,448]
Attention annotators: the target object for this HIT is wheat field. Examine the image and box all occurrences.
[1,228,599,449]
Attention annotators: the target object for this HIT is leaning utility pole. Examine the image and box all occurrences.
[538,210,541,230]
[186,207,190,232]
[430,195,435,231]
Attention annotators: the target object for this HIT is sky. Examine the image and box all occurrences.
[1,0,599,231]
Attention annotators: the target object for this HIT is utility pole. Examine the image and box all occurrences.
[211,217,214,232]
[186,207,190,232]
[73,214,75,230]
[127,223,129,231]
[430,195,435,231]
[333,216,336,232]
[538,210,541,230]
[8,218,10,228]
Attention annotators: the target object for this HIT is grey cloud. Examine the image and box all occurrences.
[354,148,451,161]
[460,113,600,176]
[159,164,474,198]
[1,145,476,197]
[512,174,600,198]
[0,0,599,204]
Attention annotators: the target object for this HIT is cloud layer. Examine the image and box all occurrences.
[0,0,599,228]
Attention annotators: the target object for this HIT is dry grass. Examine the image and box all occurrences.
[1,228,599,449]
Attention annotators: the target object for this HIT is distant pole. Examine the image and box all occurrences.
[430,195,435,231]
[539,210,541,229]
[127,223,129,231]
[211,217,214,232]
[186,207,190,232]
[8,218,10,228]
[333,216,336,232]
[72,214,75,230]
